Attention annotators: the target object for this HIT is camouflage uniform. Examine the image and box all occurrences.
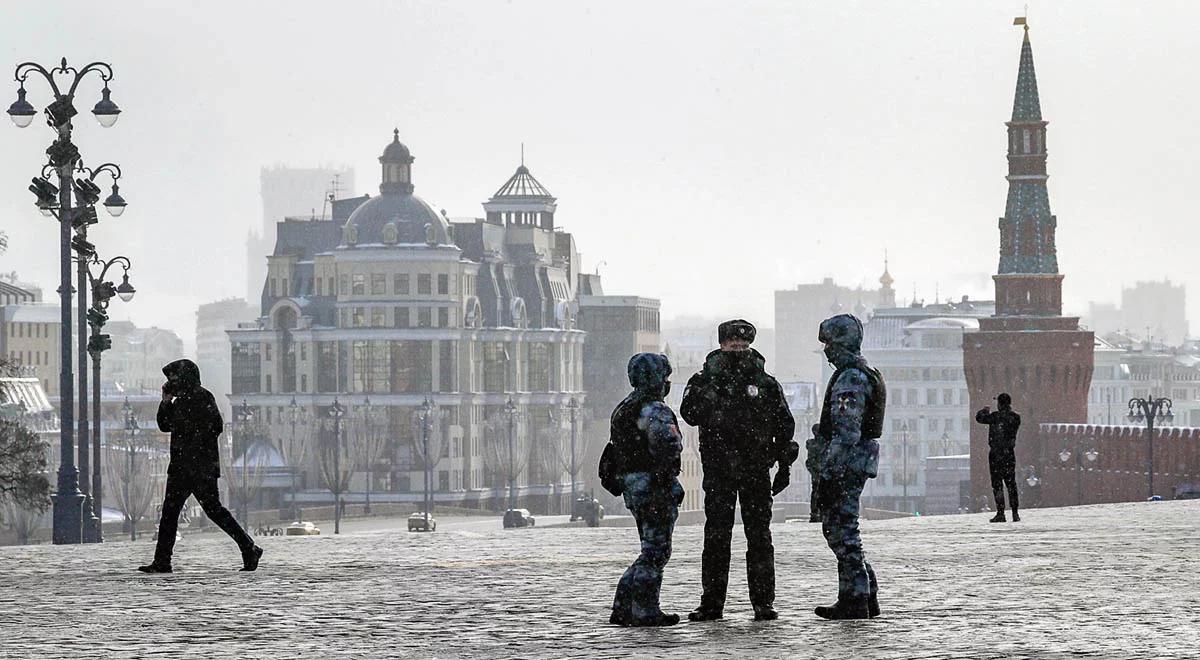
[815,314,885,619]
[805,424,823,521]
[610,354,684,626]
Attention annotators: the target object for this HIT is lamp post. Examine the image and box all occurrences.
[416,397,435,526]
[285,397,307,521]
[900,421,909,513]
[121,397,139,541]
[566,397,580,520]
[1058,440,1099,506]
[11,58,123,544]
[359,396,377,515]
[83,251,135,543]
[234,400,254,526]
[327,398,345,534]
[505,397,519,512]
[1127,396,1173,500]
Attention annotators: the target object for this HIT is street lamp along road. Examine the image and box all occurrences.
[285,397,308,522]
[326,398,346,534]
[10,58,124,545]
[234,400,255,527]
[83,252,135,542]
[120,398,140,541]
[1058,440,1099,506]
[1127,397,1173,500]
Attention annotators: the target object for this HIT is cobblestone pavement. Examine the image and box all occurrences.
[2,500,1197,659]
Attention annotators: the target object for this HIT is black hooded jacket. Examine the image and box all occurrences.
[680,348,796,467]
[976,405,1020,453]
[158,359,224,477]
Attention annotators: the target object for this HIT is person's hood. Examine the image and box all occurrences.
[818,314,864,352]
[627,353,672,396]
[163,358,202,390]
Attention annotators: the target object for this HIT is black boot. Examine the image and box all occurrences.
[609,610,632,626]
[687,606,724,622]
[137,562,172,574]
[630,613,680,627]
[1011,510,1021,522]
[867,569,880,618]
[814,597,870,620]
[240,545,263,572]
[989,511,1006,523]
[752,605,778,621]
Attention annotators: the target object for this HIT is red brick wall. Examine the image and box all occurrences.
[1031,424,1200,507]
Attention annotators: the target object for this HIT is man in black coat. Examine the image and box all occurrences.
[975,392,1021,522]
[138,359,262,573]
[680,319,797,622]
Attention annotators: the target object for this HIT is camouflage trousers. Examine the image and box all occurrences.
[819,471,877,601]
[612,472,682,621]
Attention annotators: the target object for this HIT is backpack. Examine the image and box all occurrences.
[598,442,624,496]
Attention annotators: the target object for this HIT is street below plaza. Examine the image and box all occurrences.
[2,500,1197,659]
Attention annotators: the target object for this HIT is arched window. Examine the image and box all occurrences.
[1022,129,1031,153]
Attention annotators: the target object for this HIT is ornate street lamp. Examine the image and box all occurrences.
[285,397,308,521]
[327,398,346,534]
[11,58,124,544]
[565,397,581,520]
[121,397,140,541]
[415,397,436,527]
[1058,440,1100,506]
[1128,397,1173,499]
[504,398,520,514]
[82,253,135,542]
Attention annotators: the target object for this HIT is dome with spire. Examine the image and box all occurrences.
[492,164,554,200]
[342,130,449,247]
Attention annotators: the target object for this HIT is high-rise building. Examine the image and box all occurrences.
[775,264,894,383]
[247,166,355,301]
[962,24,1094,510]
[196,298,259,419]
[1121,280,1188,345]
[0,282,60,396]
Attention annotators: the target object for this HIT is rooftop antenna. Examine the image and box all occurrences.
[320,173,343,220]
[520,142,525,167]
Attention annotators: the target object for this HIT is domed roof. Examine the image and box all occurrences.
[907,317,979,330]
[381,128,413,163]
[343,193,449,246]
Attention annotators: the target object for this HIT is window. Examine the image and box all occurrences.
[391,341,432,393]
[483,342,508,392]
[282,279,289,297]
[395,308,410,328]
[269,279,277,297]
[371,273,386,295]
[418,274,431,295]
[437,307,449,328]
[437,274,449,295]
[352,274,365,296]
[527,343,551,391]
[926,389,937,405]
[328,277,335,296]
[395,274,410,295]
[943,389,954,405]
[353,340,391,393]
[264,343,272,361]
[352,307,366,327]
[300,343,307,361]
[372,308,387,327]
[439,341,455,393]
[339,275,349,295]
[315,278,323,296]
[418,308,432,328]
[317,342,338,392]
[265,374,273,393]
[301,374,308,392]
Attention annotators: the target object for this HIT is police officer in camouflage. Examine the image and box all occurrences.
[680,319,797,622]
[814,314,884,620]
[805,423,823,523]
[609,353,685,627]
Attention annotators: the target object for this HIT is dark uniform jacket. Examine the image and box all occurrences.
[818,357,886,480]
[680,349,796,467]
[158,359,224,477]
[975,407,1020,452]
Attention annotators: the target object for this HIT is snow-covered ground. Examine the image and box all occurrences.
[2,500,1197,658]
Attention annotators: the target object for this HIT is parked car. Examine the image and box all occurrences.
[503,508,536,529]
[286,521,321,536]
[572,495,605,527]
[408,512,437,532]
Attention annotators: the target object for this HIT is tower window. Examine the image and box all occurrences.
[1023,129,1031,154]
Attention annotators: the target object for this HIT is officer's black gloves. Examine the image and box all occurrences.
[771,467,791,496]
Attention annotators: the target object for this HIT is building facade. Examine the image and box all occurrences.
[0,301,61,396]
[962,26,1095,510]
[230,132,587,514]
[196,298,259,419]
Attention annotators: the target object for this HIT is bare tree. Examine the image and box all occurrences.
[222,429,269,530]
[316,401,352,533]
[104,426,167,540]
[480,407,533,509]
[349,400,387,514]
[0,359,51,514]
[409,401,449,519]
[280,400,312,520]
[1,501,43,545]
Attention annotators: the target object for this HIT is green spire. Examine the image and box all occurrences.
[1011,26,1042,122]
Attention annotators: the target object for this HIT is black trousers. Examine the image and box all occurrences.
[988,450,1019,513]
[699,464,775,610]
[154,471,253,563]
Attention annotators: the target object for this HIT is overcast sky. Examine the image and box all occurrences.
[2,2,1197,351]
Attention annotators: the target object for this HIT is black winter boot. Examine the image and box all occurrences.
[240,545,263,572]
[989,511,1006,523]
[814,597,870,620]
[137,562,172,574]
[752,605,778,621]
[1011,510,1021,522]
[630,613,680,627]
[687,607,724,622]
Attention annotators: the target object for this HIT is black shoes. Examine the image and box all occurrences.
[814,597,870,620]
[752,605,778,621]
[868,594,881,618]
[989,512,1006,523]
[1011,511,1021,522]
[687,607,724,622]
[610,611,680,627]
[240,545,264,572]
[137,562,172,574]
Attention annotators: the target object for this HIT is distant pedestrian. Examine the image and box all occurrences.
[138,359,262,573]
[603,353,684,627]
[679,319,797,622]
[814,314,883,620]
[975,393,1021,522]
